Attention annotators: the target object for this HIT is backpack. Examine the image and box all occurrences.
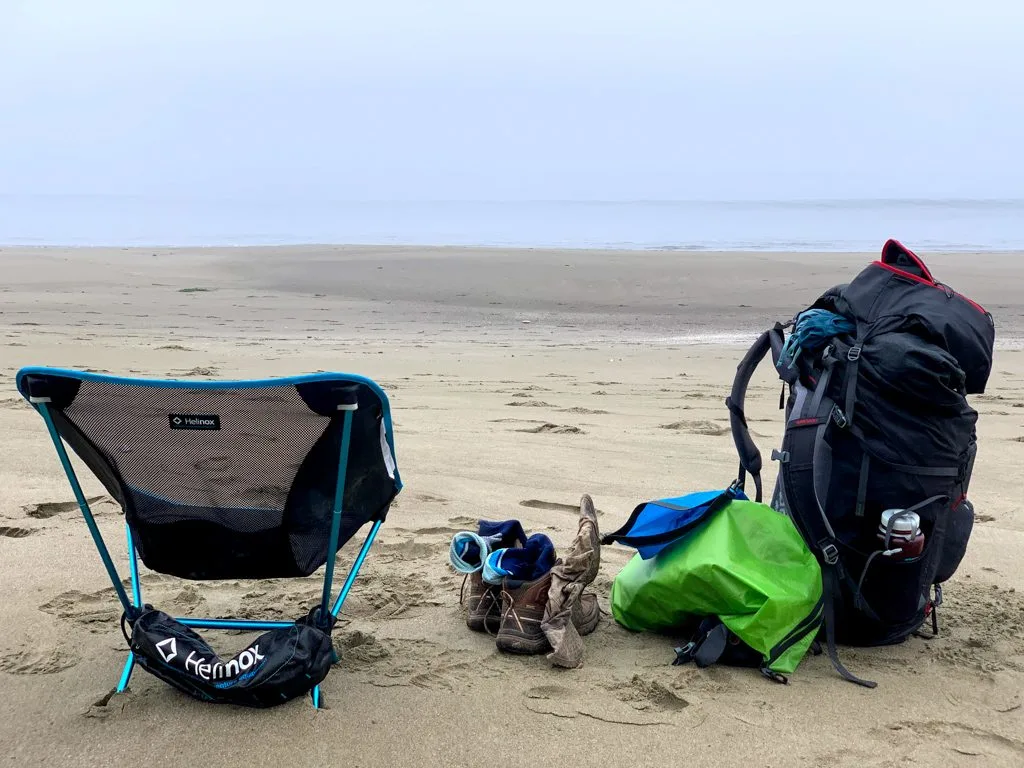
[726,240,995,687]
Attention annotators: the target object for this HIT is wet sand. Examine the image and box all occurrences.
[1,245,1022,767]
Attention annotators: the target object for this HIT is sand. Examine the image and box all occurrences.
[1,245,1022,767]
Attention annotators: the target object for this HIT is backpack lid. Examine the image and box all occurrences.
[880,239,935,282]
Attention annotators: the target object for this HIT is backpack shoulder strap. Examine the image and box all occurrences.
[779,385,878,689]
[727,323,789,502]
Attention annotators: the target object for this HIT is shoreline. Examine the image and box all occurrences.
[5,242,1024,254]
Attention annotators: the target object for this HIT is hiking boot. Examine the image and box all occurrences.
[464,571,501,633]
[496,572,553,654]
[571,591,600,636]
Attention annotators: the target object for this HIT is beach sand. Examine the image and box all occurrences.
[1,245,1022,767]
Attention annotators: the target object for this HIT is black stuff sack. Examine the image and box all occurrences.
[123,605,336,707]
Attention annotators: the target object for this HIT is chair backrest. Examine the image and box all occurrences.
[17,368,401,580]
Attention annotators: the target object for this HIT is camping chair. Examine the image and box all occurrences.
[16,367,402,708]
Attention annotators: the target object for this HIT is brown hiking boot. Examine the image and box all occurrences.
[571,591,600,636]
[463,572,501,633]
[496,572,553,654]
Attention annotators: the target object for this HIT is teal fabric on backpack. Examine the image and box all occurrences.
[610,498,822,676]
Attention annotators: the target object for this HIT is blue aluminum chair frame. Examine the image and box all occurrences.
[22,368,400,709]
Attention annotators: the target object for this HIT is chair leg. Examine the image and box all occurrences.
[330,520,383,618]
[320,408,358,622]
[116,652,136,693]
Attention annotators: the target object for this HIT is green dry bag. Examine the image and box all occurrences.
[610,498,822,676]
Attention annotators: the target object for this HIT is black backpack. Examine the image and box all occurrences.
[726,240,995,687]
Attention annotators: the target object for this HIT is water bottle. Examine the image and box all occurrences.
[877,508,925,559]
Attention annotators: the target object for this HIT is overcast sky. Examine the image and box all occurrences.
[1,1,1021,200]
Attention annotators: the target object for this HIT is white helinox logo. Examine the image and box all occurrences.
[183,644,266,681]
[155,637,177,662]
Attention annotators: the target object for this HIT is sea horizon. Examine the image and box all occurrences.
[3,195,1023,251]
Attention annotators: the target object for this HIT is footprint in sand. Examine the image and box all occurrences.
[170,585,205,615]
[516,423,585,435]
[885,721,1024,762]
[24,496,110,519]
[660,420,730,436]
[560,407,609,415]
[40,585,202,626]
[342,572,444,621]
[0,645,80,675]
[415,493,450,505]
[407,660,476,692]
[377,540,444,561]
[333,630,392,668]
[523,679,678,726]
[408,525,462,536]
[671,664,735,694]
[39,589,122,628]
[0,526,39,539]
[525,684,574,700]
[520,499,605,515]
[506,400,556,408]
[611,676,690,712]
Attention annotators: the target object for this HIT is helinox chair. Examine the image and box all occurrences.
[16,367,402,708]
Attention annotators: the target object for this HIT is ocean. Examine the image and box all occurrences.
[2,196,1023,251]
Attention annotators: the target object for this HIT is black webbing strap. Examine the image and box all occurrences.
[782,394,878,688]
[855,453,870,517]
[727,325,787,502]
[843,342,862,426]
[823,567,877,688]
[765,595,824,669]
[726,397,762,503]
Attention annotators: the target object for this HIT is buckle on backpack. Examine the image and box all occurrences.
[821,543,839,565]
[672,641,697,666]
[830,405,848,428]
[847,345,862,362]
[771,449,790,463]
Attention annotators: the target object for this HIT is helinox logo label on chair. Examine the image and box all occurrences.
[178,643,267,683]
[169,414,221,430]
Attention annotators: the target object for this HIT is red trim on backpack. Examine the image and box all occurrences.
[873,261,989,316]
[880,239,935,281]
